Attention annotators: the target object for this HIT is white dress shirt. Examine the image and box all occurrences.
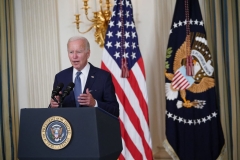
[72,63,90,93]
[72,63,97,107]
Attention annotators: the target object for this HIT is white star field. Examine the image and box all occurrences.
[166,110,218,125]
[170,19,204,34]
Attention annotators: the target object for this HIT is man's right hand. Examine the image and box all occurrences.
[49,92,61,108]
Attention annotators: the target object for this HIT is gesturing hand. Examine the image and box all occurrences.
[78,88,96,107]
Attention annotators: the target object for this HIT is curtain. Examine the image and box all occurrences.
[0,0,19,159]
[203,0,240,160]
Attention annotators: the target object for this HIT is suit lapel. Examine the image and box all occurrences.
[84,63,97,93]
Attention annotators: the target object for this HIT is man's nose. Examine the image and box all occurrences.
[73,52,77,58]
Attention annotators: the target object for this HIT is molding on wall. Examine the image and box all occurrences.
[153,146,172,160]
[22,0,60,108]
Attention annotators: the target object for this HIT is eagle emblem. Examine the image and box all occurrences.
[165,33,215,109]
[50,124,64,142]
[41,116,72,150]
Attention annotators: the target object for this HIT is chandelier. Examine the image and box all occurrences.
[73,0,112,48]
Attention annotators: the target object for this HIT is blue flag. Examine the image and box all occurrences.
[164,0,225,159]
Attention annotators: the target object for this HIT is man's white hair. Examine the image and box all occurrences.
[67,36,90,51]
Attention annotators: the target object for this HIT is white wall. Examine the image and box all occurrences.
[57,0,103,70]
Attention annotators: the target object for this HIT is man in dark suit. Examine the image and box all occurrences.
[50,36,119,117]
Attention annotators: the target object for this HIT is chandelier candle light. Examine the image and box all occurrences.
[73,0,112,48]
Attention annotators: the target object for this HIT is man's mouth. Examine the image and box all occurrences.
[73,61,79,64]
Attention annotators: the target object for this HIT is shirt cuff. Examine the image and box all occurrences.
[94,100,98,107]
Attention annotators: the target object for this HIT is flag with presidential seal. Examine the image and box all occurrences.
[163,0,225,159]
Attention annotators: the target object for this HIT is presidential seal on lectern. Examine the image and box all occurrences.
[41,116,72,150]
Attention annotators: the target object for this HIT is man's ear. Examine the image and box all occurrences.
[87,51,90,58]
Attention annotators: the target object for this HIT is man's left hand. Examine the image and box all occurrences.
[78,88,96,107]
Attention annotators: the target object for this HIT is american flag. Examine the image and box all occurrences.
[101,0,153,159]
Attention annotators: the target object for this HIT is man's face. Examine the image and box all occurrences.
[67,39,90,71]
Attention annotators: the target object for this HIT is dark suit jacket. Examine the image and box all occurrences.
[53,63,119,117]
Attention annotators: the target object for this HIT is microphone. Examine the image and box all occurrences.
[61,82,75,101]
[51,83,64,102]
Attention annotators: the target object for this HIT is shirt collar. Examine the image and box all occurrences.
[73,63,90,76]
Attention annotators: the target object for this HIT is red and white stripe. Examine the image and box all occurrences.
[172,70,191,90]
[101,48,153,160]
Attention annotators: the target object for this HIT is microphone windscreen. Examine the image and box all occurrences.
[62,82,75,98]
[57,83,64,89]
[67,82,75,89]
[52,83,64,98]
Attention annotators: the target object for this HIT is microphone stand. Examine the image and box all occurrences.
[59,95,63,108]
[51,95,63,108]
[51,96,58,103]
